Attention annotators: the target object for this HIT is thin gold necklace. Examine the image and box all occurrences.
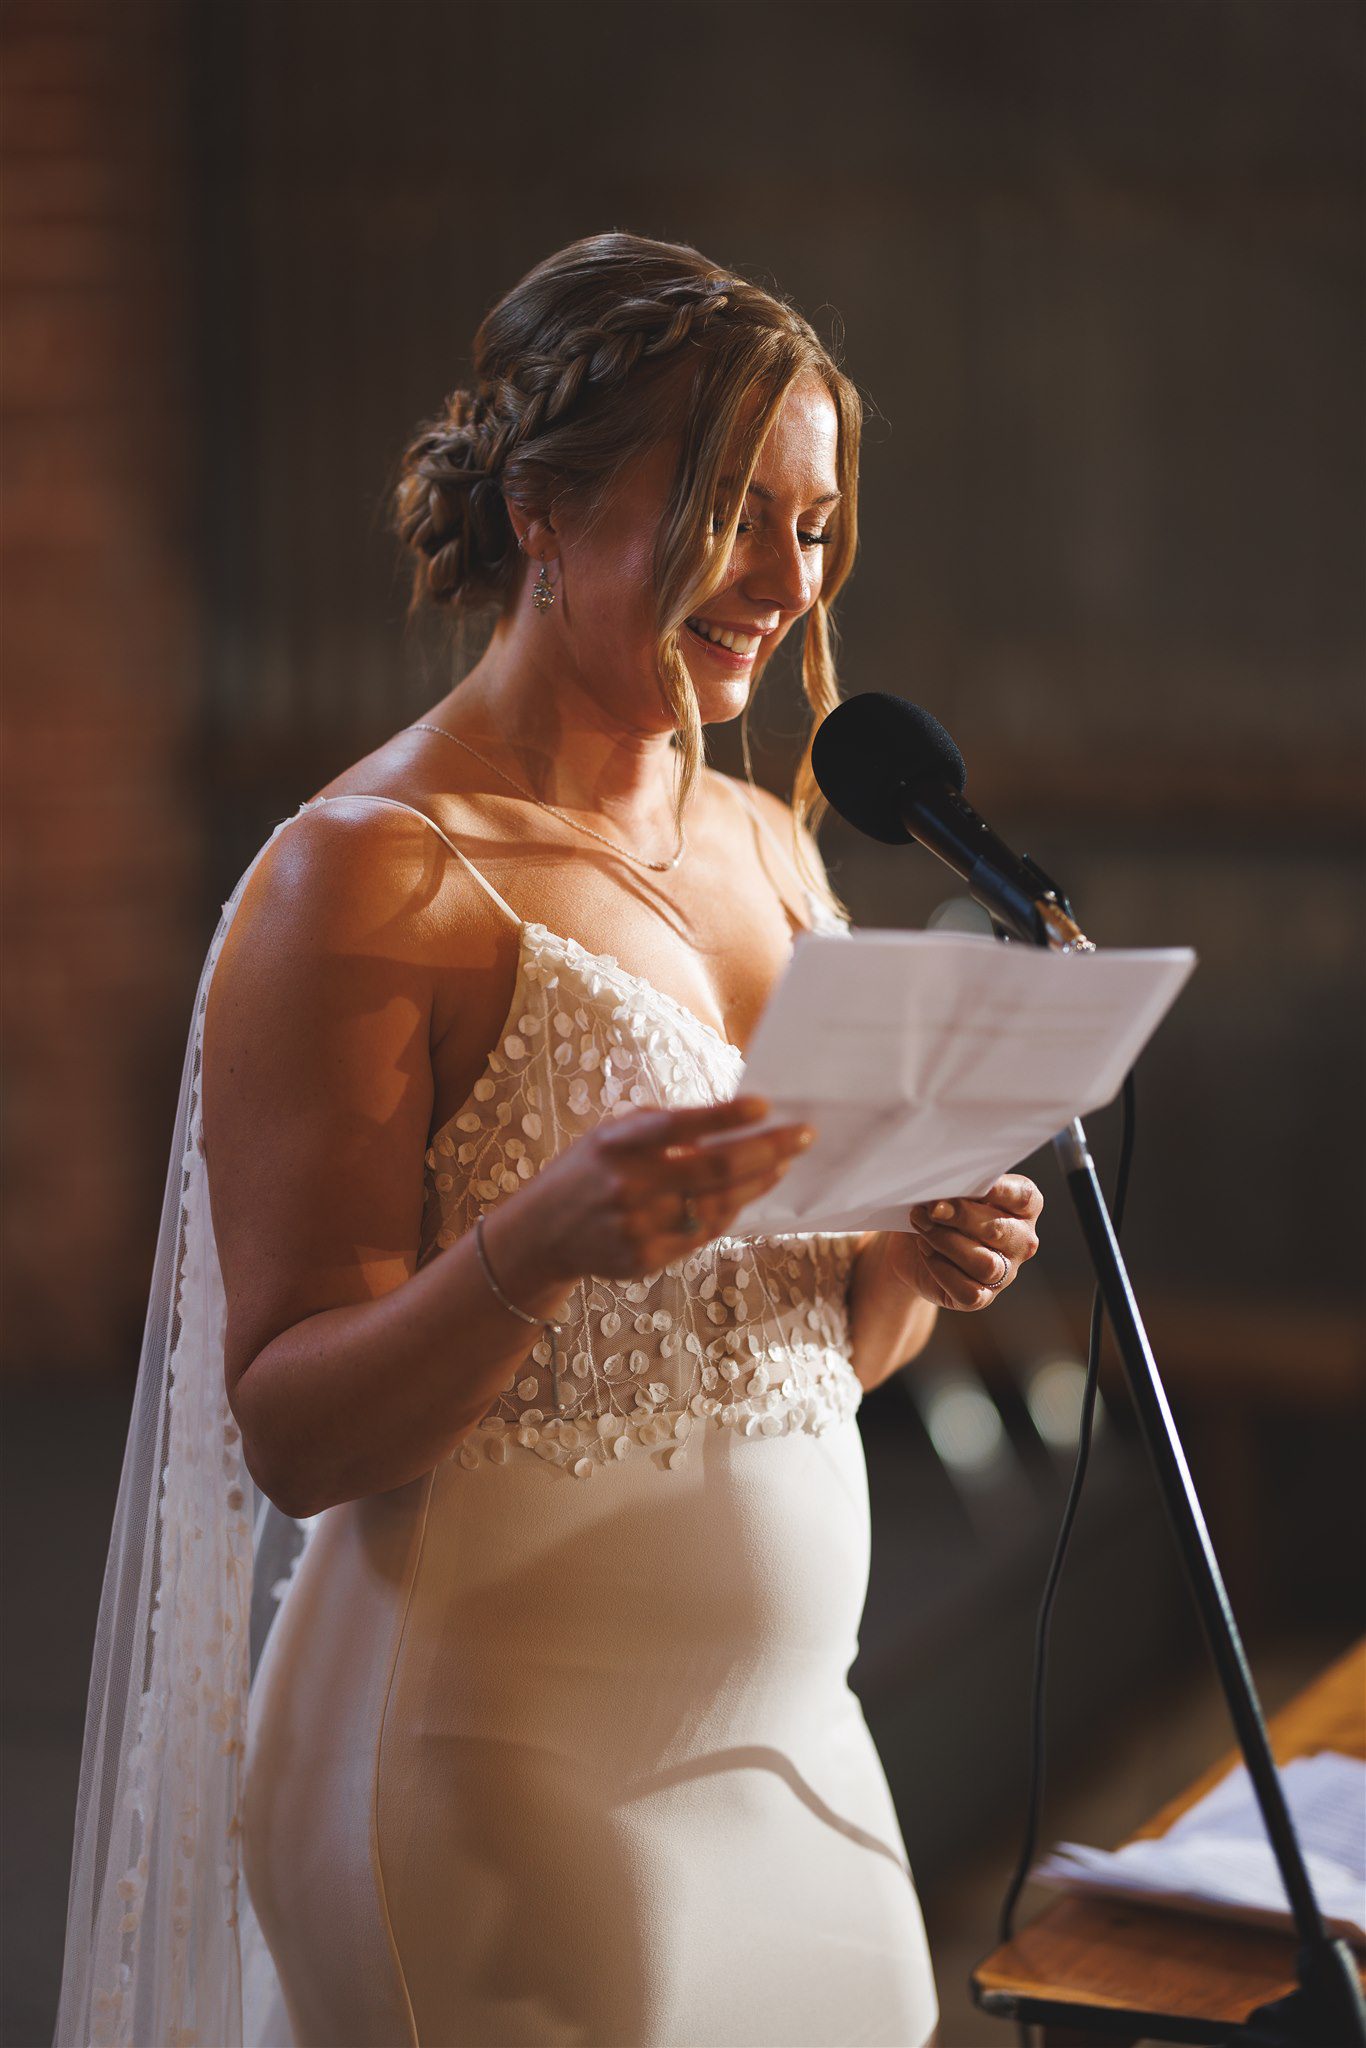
[406,720,688,874]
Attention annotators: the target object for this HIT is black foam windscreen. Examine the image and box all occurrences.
[810,693,967,845]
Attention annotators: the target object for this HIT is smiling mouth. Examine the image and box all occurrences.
[684,615,763,658]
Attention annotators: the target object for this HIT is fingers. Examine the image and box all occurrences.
[601,1097,814,1196]
[597,1093,774,1156]
[937,1214,1036,1275]
[917,1224,1011,1290]
[594,1096,815,1258]
[912,1195,1041,1263]
[908,1180,1043,1310]
[655,1121,813,1193]
[981,1175,1044,1220]
[921,1249,997,1310]
[637,1130,810,1239]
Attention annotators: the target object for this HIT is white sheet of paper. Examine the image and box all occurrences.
[713,928,1196,1236]
[1029,1751,1366,1947]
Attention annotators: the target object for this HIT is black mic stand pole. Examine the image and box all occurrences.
[986,855,1365,2048]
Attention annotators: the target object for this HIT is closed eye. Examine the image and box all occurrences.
[713,518,833,549]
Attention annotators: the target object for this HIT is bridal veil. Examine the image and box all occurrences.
[55,814,307,2048]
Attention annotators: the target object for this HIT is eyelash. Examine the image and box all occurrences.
[713,518,833,549]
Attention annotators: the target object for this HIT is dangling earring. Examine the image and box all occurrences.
[532,560,556,613]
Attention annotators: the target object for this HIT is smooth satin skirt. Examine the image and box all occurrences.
[242,1414,939,2048]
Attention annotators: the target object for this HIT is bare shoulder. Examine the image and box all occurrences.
[209,794,454,1017]
[202,799,458,1180]
[201,790,485,1387]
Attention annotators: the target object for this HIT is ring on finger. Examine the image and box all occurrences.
[987,1254,1010,1291]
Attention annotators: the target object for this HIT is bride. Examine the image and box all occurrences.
[55,231,1041,2048]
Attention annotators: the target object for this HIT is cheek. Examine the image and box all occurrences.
[572,542,656,643]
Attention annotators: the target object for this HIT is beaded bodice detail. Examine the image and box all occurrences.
[418,907,866,1481]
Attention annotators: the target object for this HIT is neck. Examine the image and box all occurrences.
[430,611,688,835]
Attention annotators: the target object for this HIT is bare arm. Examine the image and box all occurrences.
[204,805,806,1517]
[203,805,582,1516]
[846,1231,938,1391]
[847,1185,1047,1390]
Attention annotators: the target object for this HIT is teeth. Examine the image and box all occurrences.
[687,617,760,655]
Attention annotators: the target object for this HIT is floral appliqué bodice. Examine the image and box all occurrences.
[387,800,867,1482]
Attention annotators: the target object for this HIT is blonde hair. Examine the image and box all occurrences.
[392,232,863,914]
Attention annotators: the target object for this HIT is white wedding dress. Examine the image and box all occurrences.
[57,788,940,2048]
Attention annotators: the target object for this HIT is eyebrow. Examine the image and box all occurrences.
[745,481,842,508]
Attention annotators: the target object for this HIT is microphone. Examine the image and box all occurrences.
[810,692,1093,950]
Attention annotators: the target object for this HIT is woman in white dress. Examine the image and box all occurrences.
[55,232,1042,2048]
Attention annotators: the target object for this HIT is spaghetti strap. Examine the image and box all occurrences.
[720,774,849,935]
[720,775,812,929]
[303,791,523,930]
[722,774,795,870]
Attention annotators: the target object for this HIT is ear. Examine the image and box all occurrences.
[504,499,559,562]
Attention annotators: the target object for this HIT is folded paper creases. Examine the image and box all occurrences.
[714,929,1197,1238]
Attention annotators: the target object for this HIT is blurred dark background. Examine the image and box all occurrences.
[3,3,1362,2043]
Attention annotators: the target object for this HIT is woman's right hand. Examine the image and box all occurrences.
[501,1096,814,1286]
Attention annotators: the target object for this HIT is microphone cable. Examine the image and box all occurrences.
[994,1068,1138,2034]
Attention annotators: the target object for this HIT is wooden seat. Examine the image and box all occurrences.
[971,1638,1366,2044]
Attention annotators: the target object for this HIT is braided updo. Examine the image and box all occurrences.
[392,231,863,873]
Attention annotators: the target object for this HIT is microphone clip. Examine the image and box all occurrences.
[1019,852,1074,918]
[989,855,1095,953]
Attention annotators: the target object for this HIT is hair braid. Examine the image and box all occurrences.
[509,278,735,436]
[475,278,736,478]
[393,268,742,614]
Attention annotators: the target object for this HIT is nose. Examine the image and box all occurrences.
[737,524,818,619]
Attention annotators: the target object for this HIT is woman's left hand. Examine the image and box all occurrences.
[889,1174,1044,1312]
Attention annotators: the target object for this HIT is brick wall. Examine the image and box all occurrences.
[2,2,201,1375]
[2,0,1360,1383]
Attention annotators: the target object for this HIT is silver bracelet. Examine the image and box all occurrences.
[473,1213,570,1412]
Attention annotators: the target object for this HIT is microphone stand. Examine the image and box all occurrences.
[989,855,1365,2048]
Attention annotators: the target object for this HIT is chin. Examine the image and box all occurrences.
[682,668,759,725]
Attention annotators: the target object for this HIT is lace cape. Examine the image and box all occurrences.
[55,813,313,2048]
